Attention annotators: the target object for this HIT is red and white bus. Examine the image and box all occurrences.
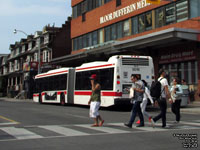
[33,55,154,107]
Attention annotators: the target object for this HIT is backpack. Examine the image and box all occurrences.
[150,78,164,99]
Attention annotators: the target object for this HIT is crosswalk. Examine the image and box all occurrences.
[0,121,199,141]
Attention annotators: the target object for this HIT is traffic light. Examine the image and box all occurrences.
[146,0,160,4]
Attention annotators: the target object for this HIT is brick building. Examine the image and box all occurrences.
[52,0,200,101]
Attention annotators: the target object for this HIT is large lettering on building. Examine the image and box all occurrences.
[100,0,151,24]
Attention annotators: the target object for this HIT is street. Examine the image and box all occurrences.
[0,98,199,150]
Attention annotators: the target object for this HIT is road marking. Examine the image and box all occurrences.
[39,125,89,136]
[0,115,20,124]
[179,121,200,126]
[76,124,130,134]
[0,122,18,126]
[1,127,43,139]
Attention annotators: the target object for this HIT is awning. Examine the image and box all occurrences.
[51,27,200,66]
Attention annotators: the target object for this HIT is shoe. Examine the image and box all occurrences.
[136,124,144,127]
[136,120,140,124]
[99,120,104,126]
[148,117,152,123]
[124,123,132,128]
[173,121,179,124]
[91,124,99,127]
[150,118,155,128]
[162,125,166,128]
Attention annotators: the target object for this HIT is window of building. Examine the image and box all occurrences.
[82,34,87,48]
[87,33,92,47]
[73,38,77,51]
[98,29,104,44]
[105,26,111,42]
[79,36,83,49]
[28,42,32,51]
[116,0,121,7]
[131,16,138,35]
[111,24,117,40]
[145,11,152,31]
[190,0,200,18]
[81,1,87,13]
[123,20,130,37]
[138,14,145,33]
[116,21,123,39]
[155,7,165,28]
[104,0,111,4]
[165,3,176,25]
[176,0,188,22]
[72,5,77,19]
[92,31,98,45]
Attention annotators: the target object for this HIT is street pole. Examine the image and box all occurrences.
[37,37,41,74]
[13,29,28,36]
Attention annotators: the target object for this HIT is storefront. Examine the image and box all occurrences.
[158,42,200,101]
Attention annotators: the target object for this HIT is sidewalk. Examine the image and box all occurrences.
[0,97,33,102]
[167,101,200,114]
[180,101,200,114]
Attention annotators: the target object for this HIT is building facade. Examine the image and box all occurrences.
[0,19,72,99]
[53,0,200,100]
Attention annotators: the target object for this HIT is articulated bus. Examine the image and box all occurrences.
[33,55,154,107]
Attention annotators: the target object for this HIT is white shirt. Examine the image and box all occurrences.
[158,77,169,98]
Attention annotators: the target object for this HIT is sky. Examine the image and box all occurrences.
[0,0,72,54]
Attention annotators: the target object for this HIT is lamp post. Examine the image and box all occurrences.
[13,29,28,36]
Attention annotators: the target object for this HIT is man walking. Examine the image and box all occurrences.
[124,74,145,128]
[151,69,171,128]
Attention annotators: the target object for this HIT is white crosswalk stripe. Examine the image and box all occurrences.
[0,121,199,141]
[76,124,130,134]
[1,127,43,140]
[39,125,89,137]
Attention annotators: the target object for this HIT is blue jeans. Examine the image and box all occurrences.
[129,101,144,125]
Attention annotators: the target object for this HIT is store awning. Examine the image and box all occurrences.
[51,27,200,66]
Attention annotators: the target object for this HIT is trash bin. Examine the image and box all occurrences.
[181,85,189,107]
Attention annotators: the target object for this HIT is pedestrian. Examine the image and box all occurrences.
[124,74,145,128]
[136,80,154,124]
[151,69,171,128]
[170,78,183,123]
[88,74,104,127]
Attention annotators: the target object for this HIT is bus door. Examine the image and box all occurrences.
[67,68,75,104]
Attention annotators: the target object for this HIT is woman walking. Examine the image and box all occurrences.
[170,78,183,123]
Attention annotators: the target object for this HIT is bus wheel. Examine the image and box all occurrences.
[60,93,65,106]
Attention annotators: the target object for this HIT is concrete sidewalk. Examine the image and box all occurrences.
[179,101,200,114]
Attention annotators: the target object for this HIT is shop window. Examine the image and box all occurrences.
[176,0,188,22]
[116,21,123,39]
[123,20,130,37]
[145,11,152,31]
[131,16,138,35]
[105,26,111,42]
[138,14,145,33]
[155,7,165,28]
[165,3,176,25]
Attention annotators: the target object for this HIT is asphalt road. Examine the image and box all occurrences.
[0,99,199,150]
